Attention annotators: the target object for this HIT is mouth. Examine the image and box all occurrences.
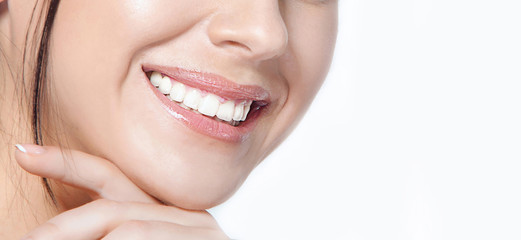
[142,65,270,142]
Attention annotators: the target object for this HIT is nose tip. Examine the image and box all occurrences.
[207,4,288,62]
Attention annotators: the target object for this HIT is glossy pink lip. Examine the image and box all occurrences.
[141,65,269,143]
[143,65,270,102]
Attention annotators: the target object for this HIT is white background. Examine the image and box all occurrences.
[210,1,521,239]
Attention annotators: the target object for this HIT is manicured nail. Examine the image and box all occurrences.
[15,144,27,153]
[15,144,46,154]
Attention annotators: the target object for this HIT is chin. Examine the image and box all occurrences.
[105,111,258,210]
[115,144,252,210]
[153,173,244,210]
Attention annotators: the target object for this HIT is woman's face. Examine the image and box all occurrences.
[47,0,337,209]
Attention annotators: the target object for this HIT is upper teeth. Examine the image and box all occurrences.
[150,72,253,123]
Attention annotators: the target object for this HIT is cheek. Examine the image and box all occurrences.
[50,0,208,93]
[290,6,337,106]
[286,6,338,97]
[263,5,337,147]
[48,0,210,144]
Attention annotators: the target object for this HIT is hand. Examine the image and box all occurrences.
[15,144,230,240]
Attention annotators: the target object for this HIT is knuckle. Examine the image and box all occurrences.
[44,222,62,236]
[94,163,117,190]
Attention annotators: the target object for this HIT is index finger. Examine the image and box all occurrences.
[14,144,159,204]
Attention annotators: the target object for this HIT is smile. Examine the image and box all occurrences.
[149,71,255,126]
[142,65,270,142]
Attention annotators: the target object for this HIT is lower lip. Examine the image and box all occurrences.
[141,71,263,143]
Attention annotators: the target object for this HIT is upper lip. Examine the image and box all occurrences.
[142,65,271,103]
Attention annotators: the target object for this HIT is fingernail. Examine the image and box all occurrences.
[15,144,46,155]
[15,144,27,153]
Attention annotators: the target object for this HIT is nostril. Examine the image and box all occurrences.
[220,40,252,52]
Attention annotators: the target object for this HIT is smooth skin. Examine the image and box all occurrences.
[15,145,228,239]
[0,0,337,239]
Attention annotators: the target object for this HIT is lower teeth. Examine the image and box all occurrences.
[176,98,242,126]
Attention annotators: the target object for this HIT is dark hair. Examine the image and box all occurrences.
[24,0,61,205]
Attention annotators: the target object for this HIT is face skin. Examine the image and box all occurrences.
[26,0,338,210]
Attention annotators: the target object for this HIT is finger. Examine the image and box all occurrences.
[102,220,229,240]
[22,199,217,240]
[14,144,158,204]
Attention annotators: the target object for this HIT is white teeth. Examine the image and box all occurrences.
[242,101,251,121]
[169,82,186,102]
[216,101,235,122]
[150,72,162,87]
[183,89,202,110]
[198,94,220,117]
[179,103,190,110]
[159,76,172,94]
[149,71,259,125]
[233,103,244,121]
